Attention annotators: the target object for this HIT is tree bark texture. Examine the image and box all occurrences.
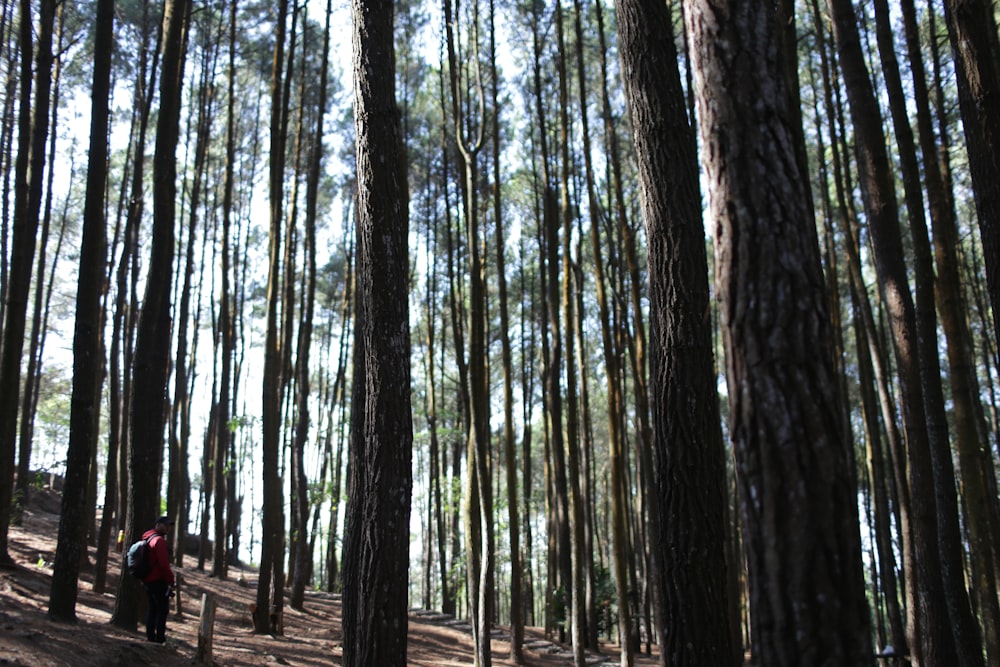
[290,0,333,611]
[616,1,733,665]
[0,0,55,566]
[48,0,112,621]
[341,1,413,664]
[806,0,915,655]
[911,0,1000,655]
[874,1,989,662]
[684,2,872,664]
[943,0,1000,363]
[827,0,966,663]
[256,0,289,635]
[112,0,191,630]
[489,0,523,659]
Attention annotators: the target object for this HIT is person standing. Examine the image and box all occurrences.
[141,516,175,643]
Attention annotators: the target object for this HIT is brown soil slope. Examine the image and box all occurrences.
[0,489,654,666]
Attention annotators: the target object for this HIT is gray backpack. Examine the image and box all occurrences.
[126,537,152,578]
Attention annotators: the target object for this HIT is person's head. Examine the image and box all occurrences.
[154,516,174,535]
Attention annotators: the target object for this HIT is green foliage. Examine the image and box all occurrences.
[549,585,566,627]
[10,489,24,526]
[227,416,245,434]
[31,471,45,491]
[307,478,328,506]
[593,565,617,635]
[34,368,72,472]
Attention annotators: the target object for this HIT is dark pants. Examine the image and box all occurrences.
[143,580,170,642]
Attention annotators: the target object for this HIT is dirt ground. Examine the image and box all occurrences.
[0,489,658,666]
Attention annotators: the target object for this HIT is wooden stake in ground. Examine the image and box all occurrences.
[173,572,183,617]
[197,592,216,665]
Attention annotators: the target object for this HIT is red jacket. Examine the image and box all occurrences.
[140,528,175,585]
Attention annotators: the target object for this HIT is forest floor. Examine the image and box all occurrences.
[0,488,658,666]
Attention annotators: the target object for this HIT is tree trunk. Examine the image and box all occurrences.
[943,0,1000,362]
[807,44,907,653]
[0,0,16,324]
[806,0,915,656]
[598,1,655,647]
[172,31,213,571]
[918,3,1000,659]
[553,3,586,663]
[827,0,965,663]
[571,0,602,651]
[874,2,991,663]
[324,228,353,593]
[47,0,111,621]
[111,0,160,571]
[436,29,466,621]
[0,0,55,566]
[572,241,599,653]
[593,0,622,646]
[15,3,64,518]
[488,0,523,660]
[289,0,331,611]
[211,0,241,581]
[111,0,191,630]
[197,408,216,570]
[421,189,447,610]
[684,1,872,663]
[442,1,492,662]
[255,0,290,636]
[526,0,572,645]
[341,2,412,663]
[617,1,733,664]
[851,279,908,657]
[226,34,264,572]
[519,226,537,628]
